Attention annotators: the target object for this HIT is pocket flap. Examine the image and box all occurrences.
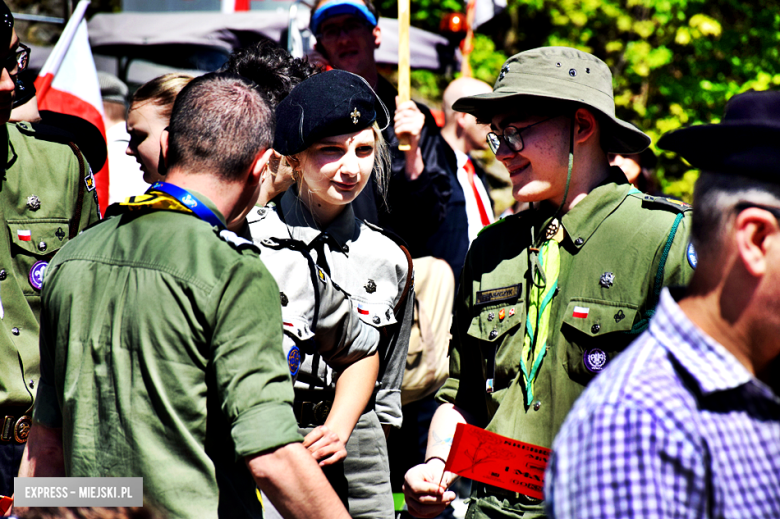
[562,299,638,337]
[283,317,315,342]
[7,219,69,256]
[354,300,397,328]
[466,303,523,343]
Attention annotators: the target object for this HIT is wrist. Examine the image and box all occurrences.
[424,456,446,467]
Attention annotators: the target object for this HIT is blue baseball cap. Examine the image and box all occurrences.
[311,0,378,35]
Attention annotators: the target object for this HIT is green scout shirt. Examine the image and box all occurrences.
[34,193,301,519]
[437,170,694,450]
[0,122,99,415]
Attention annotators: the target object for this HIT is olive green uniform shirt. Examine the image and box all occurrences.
[0,122,100,415]
[438,172,694,450]
[34,194,301,519]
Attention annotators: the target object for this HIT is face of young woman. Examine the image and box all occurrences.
[126,102,170,184]
[299,127,376,214]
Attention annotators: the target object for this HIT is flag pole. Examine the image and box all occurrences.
[460,0,475,77]
[36,0,90,101]
[397,0,411,151]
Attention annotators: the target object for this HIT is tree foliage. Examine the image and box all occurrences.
[385,0,780,201]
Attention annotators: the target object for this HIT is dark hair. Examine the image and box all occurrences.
[221,41,320,108]
[166,72,274,181]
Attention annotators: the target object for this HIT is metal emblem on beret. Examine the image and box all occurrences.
[583,348,607,373]
[14,415,31,443]
[280,292,288,307]
[364,279,376,293]
[287,344,301,377]
[55,227,65,241]
[28,260,48,291]
[351,108,361,124]
[599,272,614,288]
[499,64,510,81]
[26,195,40,211]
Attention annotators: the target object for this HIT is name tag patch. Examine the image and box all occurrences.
[476,284,521,306]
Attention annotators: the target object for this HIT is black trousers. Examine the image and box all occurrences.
[0,441,25,497]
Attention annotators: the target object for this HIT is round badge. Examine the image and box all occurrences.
[583,348,608,373]
[687,242,698,269]
[287,344,301,377]
[28,260,48,291]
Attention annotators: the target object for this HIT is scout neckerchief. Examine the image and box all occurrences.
[118,182,225,229]
[520,113,575,407]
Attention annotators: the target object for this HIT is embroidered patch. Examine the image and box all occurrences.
[17,230,31,241]
[84,167,96,192]
[476,284,521,306]
[28,260,48,291]
[287,345,301,377]
[583,348,607,373]
[572,306,589,319]
[357,304,369,315]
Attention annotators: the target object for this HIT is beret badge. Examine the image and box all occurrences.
[351,108,361,125]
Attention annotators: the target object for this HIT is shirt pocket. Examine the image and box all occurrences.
[7,219,70,295]
[560,298,638,385]
[466,302,526,392]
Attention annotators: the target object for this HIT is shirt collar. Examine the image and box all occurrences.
[279,189,356,249]
[649,288,772,398]
[559,166,631,250]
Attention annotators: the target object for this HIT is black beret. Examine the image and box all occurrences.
[274,69,389,156]
[658,90,780,180]
[0,1,13,49]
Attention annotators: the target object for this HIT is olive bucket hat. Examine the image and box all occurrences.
[453,47,650,154]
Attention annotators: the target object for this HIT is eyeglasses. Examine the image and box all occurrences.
[3,43,29,76]
[734,202,780,220]
[486,115,560,155]
[317,19,370,44]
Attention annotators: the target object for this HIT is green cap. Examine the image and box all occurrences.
[453,47,650,154]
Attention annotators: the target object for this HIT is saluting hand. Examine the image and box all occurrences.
[302,425,347,467]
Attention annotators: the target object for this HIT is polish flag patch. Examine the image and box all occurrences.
[17,230,32,241]
[572,306,590,319]
[357,304,369,315]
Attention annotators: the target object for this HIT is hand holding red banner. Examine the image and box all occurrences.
[443,423,550,500]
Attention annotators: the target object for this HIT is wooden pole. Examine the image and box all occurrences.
[461,0,476,77]
[397,0,411,150]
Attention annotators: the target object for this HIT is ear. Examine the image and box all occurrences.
[734,207,779,277]
[572,107,598,146]
[249,148,274,187]
[159,127,170,173]
[372,24,381,49]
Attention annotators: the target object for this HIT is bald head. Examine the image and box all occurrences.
[442,77,493,154]
[443,77,493,123]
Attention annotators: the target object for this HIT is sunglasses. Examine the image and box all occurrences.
[4,43,29,76]
[486,115,561,155]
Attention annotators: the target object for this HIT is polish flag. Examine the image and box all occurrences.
[34,0,108,214]
[572,306,590,319]
[17,230,31,241]
[357,304,369,315]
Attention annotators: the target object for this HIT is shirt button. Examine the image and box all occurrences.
[0,269,6,280]
[591,323,600,333]
[11,327,20,335]
[574,237,584,246]
[533,401,541,411]
[29,379,34,389]
[489,329,498,340]
[372,316,381,325]
[38,241,47,252]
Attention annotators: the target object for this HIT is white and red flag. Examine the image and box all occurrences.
[34,0,108,214]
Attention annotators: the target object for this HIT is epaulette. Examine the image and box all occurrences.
[217,229,261,254]
[636,193,692,213]
[476,210,527,237]
[361,219,410,249]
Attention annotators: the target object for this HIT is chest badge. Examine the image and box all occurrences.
[55,227,65,241]
[26,195,40,211]
[28,260,48,291]
[599,272,615,288]
[508,307,516,317]
[583,348,608,373]
[364,279,376,294]
[498,308,506,321]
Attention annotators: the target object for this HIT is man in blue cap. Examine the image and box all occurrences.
[309,0,454,259]
[546,89,780,519]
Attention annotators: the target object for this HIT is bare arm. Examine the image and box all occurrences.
[304,351,380,465]
[17,421,65,477]
[247,442,350,519]
[403,403,472,518]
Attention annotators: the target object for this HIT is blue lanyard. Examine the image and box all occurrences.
[146,182,225,230]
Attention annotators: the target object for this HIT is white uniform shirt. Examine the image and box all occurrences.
[454,149,495,243]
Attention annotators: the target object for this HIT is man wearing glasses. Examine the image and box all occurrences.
[403,47,695,519]
[0,0,99,505]
[546,89,780,519]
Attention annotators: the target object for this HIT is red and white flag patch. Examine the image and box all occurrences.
[357,304,369,315]
[572,306,590,319]
[17,230,31,242]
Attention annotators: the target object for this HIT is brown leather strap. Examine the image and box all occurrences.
[66,141,87,240]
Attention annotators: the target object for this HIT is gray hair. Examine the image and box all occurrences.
[692,172,780,257]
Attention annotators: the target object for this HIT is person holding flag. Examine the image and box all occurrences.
[0,0,99,507]
[403,47,695,519]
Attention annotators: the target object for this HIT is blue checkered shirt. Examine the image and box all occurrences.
[546,288,780,518]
